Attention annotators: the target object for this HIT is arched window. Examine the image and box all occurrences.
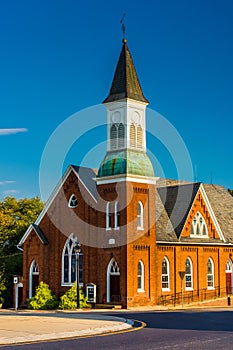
[190,212,208,237]
[110,124,117,150]
[29,260,39,298]
[162,257,170,290]
[207,258,214,289]
[68,194,78,208]
[62,234,83,286]
[114,202,120,229]
[137,260,144,292]
[130,124,136,148]
[185,257,193,290]
[106,202,111,230]
[137,125,143,148]
[137,201,144,230]
[118,123,125,148]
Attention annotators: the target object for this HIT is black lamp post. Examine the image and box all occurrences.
[74,243,81,309]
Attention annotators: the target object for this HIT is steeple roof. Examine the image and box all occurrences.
[103,39,149,104]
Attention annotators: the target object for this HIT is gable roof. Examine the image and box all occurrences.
[202,184,233,243]
[156,189,178,242]
[18,223,48,248]
[157,183,200,238]
[103,39,149,104]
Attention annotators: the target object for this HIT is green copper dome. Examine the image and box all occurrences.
[98,150,154,177]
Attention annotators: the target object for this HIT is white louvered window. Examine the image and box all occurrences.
[137,125,143,148]
[130,124,136,148]
[118,123,125,148]
[110,124,117,150]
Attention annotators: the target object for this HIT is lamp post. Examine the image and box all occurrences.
[74,243,81,309]
[179,271,186,308]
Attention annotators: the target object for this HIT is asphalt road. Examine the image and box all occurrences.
[1,309,233,350]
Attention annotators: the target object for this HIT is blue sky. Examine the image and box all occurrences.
[0,0,233,200]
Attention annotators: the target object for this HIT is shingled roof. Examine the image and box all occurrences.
[157,183,201,238]
[103,39,149,104]
[203,184,233,243]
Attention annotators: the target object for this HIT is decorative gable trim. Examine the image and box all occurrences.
[180,184,226,242]
[18,224,48,249]
[35,165,97,227]
[18,165,97,250]
[200,184,226,242]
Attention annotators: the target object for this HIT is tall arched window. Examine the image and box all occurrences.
[137,201,144,230]
[207,258,214,289]
[185,257,193,290]
[130,124,136,148]
[162,257,170,290]
[110,124,117,150]
[137,125,143,148]
[62,234,83,286]
[114,202,120,229]
[106,202,111,230]
[190,212,208,237]
[118,123,125,148]
[29,260,39,298]
[137,260,144,292]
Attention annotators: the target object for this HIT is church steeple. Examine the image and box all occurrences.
[103,39,149,104]
[97,39,154,179]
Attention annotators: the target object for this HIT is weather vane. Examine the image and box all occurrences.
[120,13,126,38]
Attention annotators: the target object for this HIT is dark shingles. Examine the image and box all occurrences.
[157,183,200,238]
[103,41,149,104]
[203,184,233,243]
[32,224,48,245]
[71,165,98,201]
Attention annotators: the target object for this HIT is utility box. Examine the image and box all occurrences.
[86,283,96,303]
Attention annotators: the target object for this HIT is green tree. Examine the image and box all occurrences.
[228,189,233,197]
[0,196,44,307]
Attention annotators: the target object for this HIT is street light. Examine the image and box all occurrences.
[179,271,186,308]
[74,243,81,309]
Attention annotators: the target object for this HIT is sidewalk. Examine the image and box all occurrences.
[0,310,133,345]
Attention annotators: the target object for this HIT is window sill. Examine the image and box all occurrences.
[207,287,215,290]
[106,228,111,231]
[162,288,170,292]
[137,289,145,293]
[114,227,119,230]
[61,283,84,287]
[137,227,144,231]
[185,287,193,291]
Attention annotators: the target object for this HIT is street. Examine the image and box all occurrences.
[1,309,233,350]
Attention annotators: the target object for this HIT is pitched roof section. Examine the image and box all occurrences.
[202,184,233,243]
[157,183,200,238]
[71,165,98,201]
[103,39,149,104]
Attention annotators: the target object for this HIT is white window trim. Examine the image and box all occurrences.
[137,260,145,293]
[207,258,215,290]
[107,258,120,303]
[190,211,208,238]
[161,257,170,291]
[137,201,144,230]
[61,234,83,286]
[29,260,39,299]
[114,202,120,230]
[185,257,193,291]
[68,194,78,208]
[106,202,111,230]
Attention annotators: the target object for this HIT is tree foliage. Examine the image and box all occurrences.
[28,282,59,310]
[228,189,233,197]
[0,196,44,307]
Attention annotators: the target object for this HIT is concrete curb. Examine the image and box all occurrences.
[0,313,133,345]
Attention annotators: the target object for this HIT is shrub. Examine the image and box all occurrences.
[28,282,58,310]
[59,282,92,309]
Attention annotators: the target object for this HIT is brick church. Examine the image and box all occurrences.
[18,38,233,308]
